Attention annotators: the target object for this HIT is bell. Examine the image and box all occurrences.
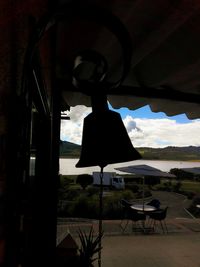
[76,95,142,168]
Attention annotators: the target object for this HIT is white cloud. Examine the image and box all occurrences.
[124,116,200,148]
[124,118,141,132]
[60,107,200,147]
[60,105,91,144]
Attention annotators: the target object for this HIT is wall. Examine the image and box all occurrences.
[0,1,51,266]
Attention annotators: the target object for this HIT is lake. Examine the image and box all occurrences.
[59,158,200,175]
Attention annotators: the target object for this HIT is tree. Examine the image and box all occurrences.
[170,168,193,180]
[76,174,93,190]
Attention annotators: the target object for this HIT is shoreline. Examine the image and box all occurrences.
[59,156,200,162]
[59,158,200,175]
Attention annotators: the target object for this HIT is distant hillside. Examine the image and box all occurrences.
[60,140,81,158]
[60,141,200,161]
[139,146,200,161]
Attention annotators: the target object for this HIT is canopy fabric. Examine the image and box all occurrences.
[115,164,175,178]
[57,0,200,119]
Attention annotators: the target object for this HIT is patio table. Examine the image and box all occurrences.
[131,204,157,233]
[131,204,156,212]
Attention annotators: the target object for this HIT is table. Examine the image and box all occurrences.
[130,204,156,233]
[131,204,156,212]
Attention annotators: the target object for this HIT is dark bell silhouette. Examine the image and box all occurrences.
[76,95,142,168]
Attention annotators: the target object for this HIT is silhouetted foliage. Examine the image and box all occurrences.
[76,174,93,190]
[170,168,193,180]
[78,227,103,267]
[144,176,160,186]
[188,195,200,217]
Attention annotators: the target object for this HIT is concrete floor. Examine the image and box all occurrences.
[98,232,200,267]
[58,217,200,267]
[57,191,200,267]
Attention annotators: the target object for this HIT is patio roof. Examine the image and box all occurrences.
[51,0,200,119]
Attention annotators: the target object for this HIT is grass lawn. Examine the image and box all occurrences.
[157,179,200,195]
[181,181,200,194]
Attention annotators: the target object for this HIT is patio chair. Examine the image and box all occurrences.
[120,199,132,207]
[148,206,168,233]
[119,199,133,230]
[120,200,146,232]
[130,208,147,232]
[146,199,161,209]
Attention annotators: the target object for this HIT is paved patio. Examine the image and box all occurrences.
[99,230,200,267]
[57,217,200,238]
[57,191,200,266]
[57,217,200,267]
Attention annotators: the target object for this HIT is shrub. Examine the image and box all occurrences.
[59,174,75,187]
[125,184,139,193]
[120,190,134,200]
[76,174,93,190]
[170,168,193,180]
[57,200,74,217]
[64,188,81,200]
[145,176,160,186]
[187,195,200,217]
[103,195,123,219]
[58,188,153,219]
[135,189,152,199]
[173,181,182,192]
[86,186,99,196]
[73,195,99,218]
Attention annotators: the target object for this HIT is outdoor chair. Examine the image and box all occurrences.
[148,206,168,233]
[120,199,133,207]
[146,199,161,209]
[129,208,147,232]
[119,199,133,230]
[120,200,146,233]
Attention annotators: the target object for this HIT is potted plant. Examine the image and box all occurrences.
[77,227,103,267]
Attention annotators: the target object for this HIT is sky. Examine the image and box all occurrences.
[60,104,200,148]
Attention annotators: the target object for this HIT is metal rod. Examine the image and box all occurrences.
[98,167,104,267]
[142,176,146,232]
[142,176,145,210]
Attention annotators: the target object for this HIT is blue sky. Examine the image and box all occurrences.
[110,104,191,123]
[60,104,200,147]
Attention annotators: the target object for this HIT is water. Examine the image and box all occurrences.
[59,158,200,175]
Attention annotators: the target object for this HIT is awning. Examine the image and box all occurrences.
[58,1,200,119]
[27,0,200,119]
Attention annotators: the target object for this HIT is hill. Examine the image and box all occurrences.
[60,141,200,161]
[59,140,81,158]
[138,146,200,161]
